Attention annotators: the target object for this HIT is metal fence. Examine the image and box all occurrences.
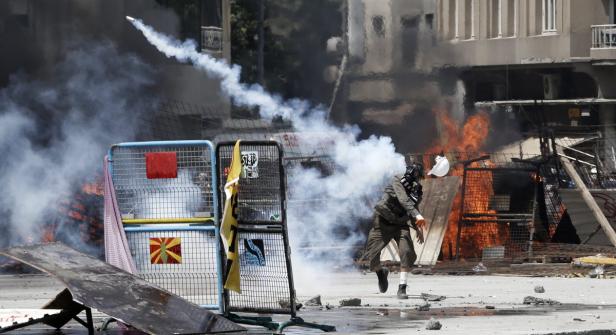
[124,226,223,309]
[217,142,284,225]
[457,156,539,261]
[109,141,217,224]
[216,141,297,316]
[109,140,222,310]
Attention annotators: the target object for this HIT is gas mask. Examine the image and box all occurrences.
[400,163,424,203]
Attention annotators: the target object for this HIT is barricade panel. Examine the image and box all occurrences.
[125,226,223,309]
[108,140,222,310]
[217,142,283,224]
[216,141,296,316]
[458,159,539,261]
[110,141,217,223]
[228,228,291,314]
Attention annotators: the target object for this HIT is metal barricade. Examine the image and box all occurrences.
[108,140,223,310]
[456,156,539,261]
[216,141,297,316]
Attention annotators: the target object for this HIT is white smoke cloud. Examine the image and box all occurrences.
[128,18,406,282]
[0,41,156,252]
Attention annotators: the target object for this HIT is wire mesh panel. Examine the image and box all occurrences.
[216,141,296,315]
[125,226,223,309]
[227,228,292,314]
[217,142,284,224]
[110,141,217,223]
[457,158,539,261]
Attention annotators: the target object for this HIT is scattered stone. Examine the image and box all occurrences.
[411,269,423,275]
[421,293,446,301]
[523,296,560,305]
[339,298,361,307]
[485,305,495,309]
[416,303,431,311]
[278,299,302,310]
[534,285,545,293]
[304,295,322,306]
[425,319,442,330]
[472,262,488,272]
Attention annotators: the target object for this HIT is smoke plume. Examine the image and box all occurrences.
[0,41,156,252]
[127,17,406,280]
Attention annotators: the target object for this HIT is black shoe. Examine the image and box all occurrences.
[376,268,389,293]
[397,284,408,299]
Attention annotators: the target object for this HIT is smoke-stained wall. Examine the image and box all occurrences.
[338,0,454,153]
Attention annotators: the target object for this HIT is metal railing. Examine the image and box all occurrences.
[591,24,616,49]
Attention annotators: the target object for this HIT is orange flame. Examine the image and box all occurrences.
[424,108,507,260]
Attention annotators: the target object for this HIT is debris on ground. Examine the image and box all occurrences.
[279,299,302,310]
[472,262,488,273]
[534,285,546,293]
[304,295,322,306]
[523,296,561,305]
[573,318,586,322]
[421,293,446,301]
[589,265,605,278]
[376,310,388,316]
[573,254,616,266]
[425,318,442,330]
[416,302,431,311]
[485,305,495,309]
[339,298,361,307]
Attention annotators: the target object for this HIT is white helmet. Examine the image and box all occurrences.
[427,155,450,177]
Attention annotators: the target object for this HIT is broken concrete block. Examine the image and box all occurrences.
[523,296,560,305]
[421,293,446,301]
[339,298,361,307]
[304,295,322,306]
[426,319,442,330]
[416,303,431,311]
[534,285,545,293]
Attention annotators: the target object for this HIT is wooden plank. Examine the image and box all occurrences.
[557,149,616,247]
[413,176,461,265]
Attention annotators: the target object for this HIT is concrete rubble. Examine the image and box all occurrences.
[535,285,546,293]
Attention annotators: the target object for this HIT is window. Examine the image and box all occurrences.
[372,16,385,37]
[489,0,501,38]
[543,0,556,32]
[464,0,474,39]
[506,0,515,37]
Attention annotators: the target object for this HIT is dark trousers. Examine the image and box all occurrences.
[364,214,417,272]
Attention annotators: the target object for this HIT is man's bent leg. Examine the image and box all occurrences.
[395,228,418,299]
[363,215,392,293]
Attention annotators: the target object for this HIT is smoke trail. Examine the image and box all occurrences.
[0,41,156,253]
[128,17,406,276]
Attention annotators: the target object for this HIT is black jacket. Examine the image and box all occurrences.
[374,175,422,225]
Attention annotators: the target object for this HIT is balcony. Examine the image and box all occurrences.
[591,25,616,60]
[592,24,616,49]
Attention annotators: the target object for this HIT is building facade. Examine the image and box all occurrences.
[434,0,616,131]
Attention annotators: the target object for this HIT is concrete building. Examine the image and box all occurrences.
[334,0,446,152]
[433,0,616,131]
